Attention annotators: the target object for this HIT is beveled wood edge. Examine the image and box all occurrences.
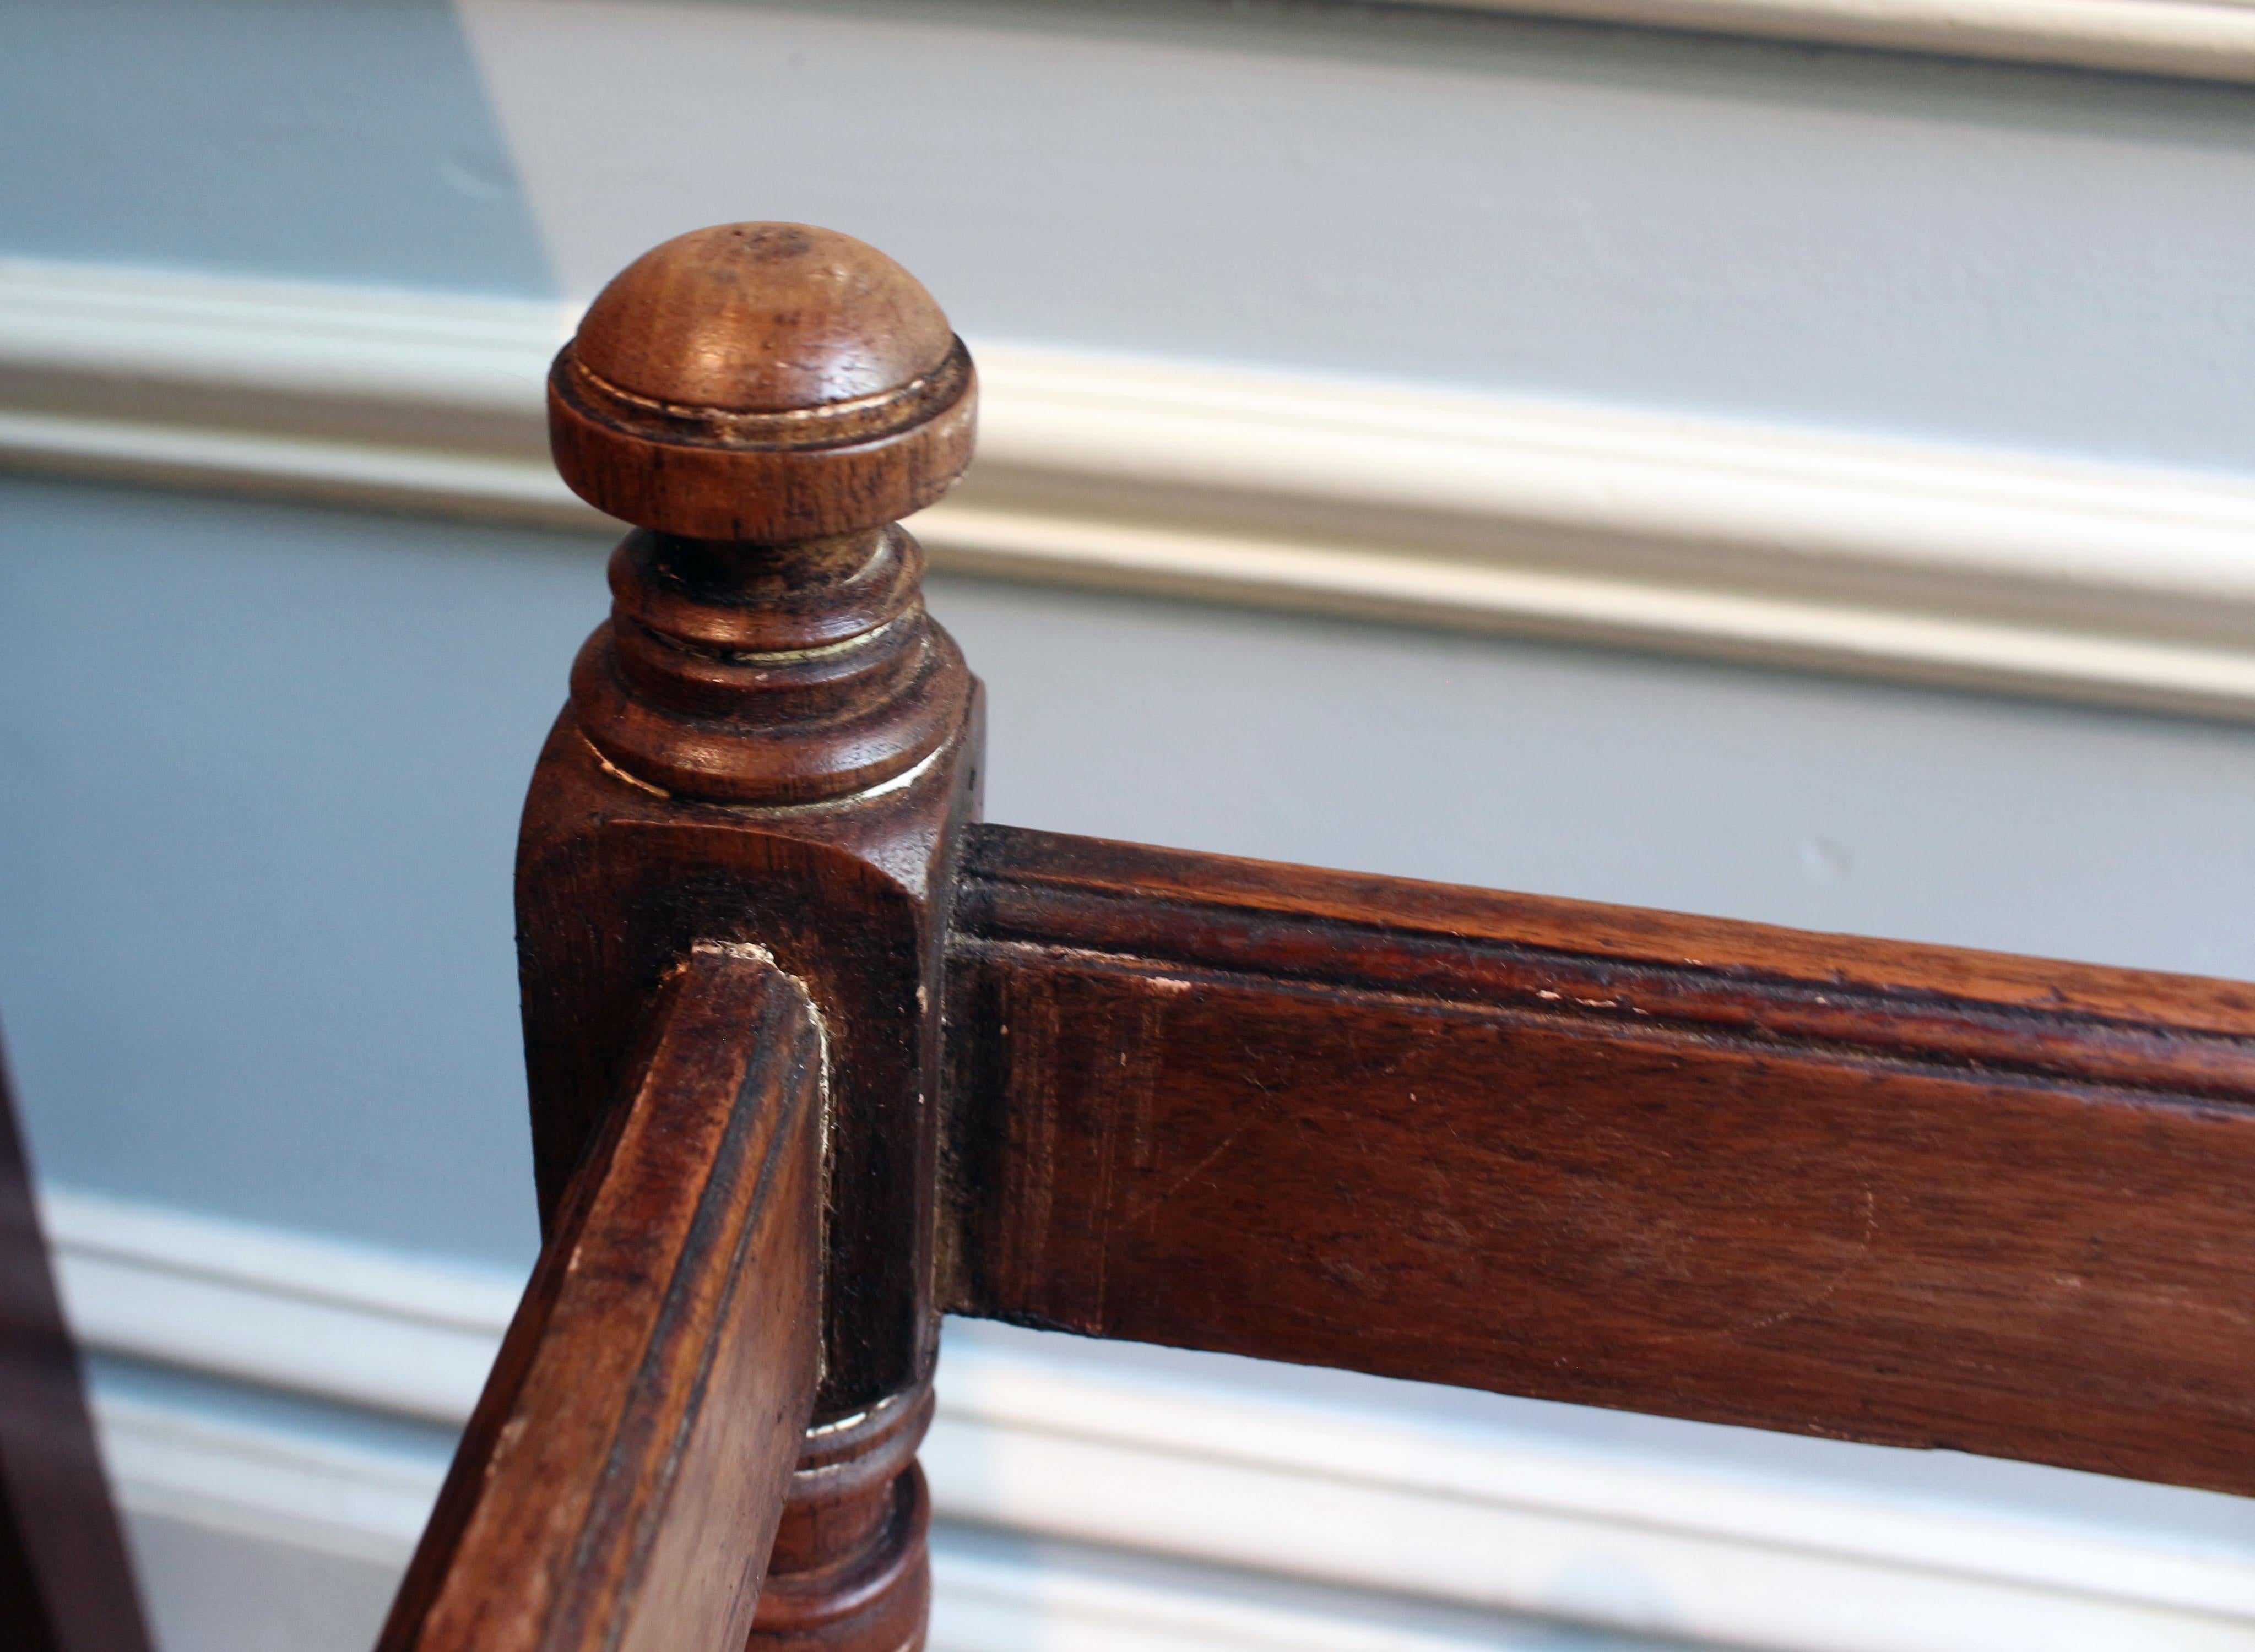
[939,822,2255,1496]
[958,823,2255,1039]
[380,944,825,1652]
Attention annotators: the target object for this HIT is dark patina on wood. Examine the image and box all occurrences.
[395,220,2255,1652]
[381,945,824,1652]
[943,825,2255,1497]
[513,224,981,1651]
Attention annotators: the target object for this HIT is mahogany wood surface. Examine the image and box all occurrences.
[750,1385,935,1651]
[0,1032,150,1652]
[549,222,976,544]
[943,825,2255,1497]
[380,946,823,1652]
[513,221,984,1650]
[479,216,2255,1652]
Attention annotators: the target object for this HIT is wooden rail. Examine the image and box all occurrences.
[382,220,2255,1652]
[380,946,825,1652]
[945,825,2255,1496]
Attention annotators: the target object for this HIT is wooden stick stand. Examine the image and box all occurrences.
[519,224,981,1651]
[387,218,2255,1652]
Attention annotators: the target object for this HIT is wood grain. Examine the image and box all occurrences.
[750,1385,934,1652]
[381,945,825,1652]
[517,222,983,1651]
[521,221,983,1418]
[549,222,975,543]
[0,1028,150,1652]
[943,824,2255,1496]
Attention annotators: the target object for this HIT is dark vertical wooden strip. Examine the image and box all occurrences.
[944,824,2255,1497]
[0,1028,151,1652]
[380,945,825,1652]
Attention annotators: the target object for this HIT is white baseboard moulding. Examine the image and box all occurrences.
[94,1388,1663,1652]
[9,257,2255,725]
[94,1396,1646,1652]
[41,1186,2255,1652]
[1411,0,2255,84]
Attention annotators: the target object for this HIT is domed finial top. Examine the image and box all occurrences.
[549,222,977,542]
[572,224,955,414]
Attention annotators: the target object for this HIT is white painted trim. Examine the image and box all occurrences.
[96,1392,449,1569]
[0,258,574,413]
[925,1537,1609,1652]
[48,1188,519,1424]
[9,256,2255,720]
[1409,0,2255,84]
[44,1188,2255,1652]
[0,405,586,526]
[91,1394,1616,1652]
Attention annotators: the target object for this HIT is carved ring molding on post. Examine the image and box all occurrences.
[553,224,977,807]
[518,222,983,1652]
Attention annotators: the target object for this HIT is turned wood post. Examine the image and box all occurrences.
[518,223,982,1651]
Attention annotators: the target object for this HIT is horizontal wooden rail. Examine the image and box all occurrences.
[381,944,825,1652]
[942,824,2255,1497]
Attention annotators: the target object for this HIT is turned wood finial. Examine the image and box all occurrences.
[551,222,975,540]
[549,224,978,805]
[528,226,984,1652]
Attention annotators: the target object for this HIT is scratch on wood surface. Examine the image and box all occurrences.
[1644,1183,1881,1345]
[1002,974,1060,1318]
[1125,987,1168,1172]
[1126,1115,1261,1227]
[1086,981,1174,1325]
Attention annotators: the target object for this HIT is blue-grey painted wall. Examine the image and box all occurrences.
[474,0,2255,471]
[4,0,2254,1262]
[9,474,2255,1265]
[7,0,2254,468]
[9,10,2252,1637]
[0,0,550,292]
[0,479,582,1260]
